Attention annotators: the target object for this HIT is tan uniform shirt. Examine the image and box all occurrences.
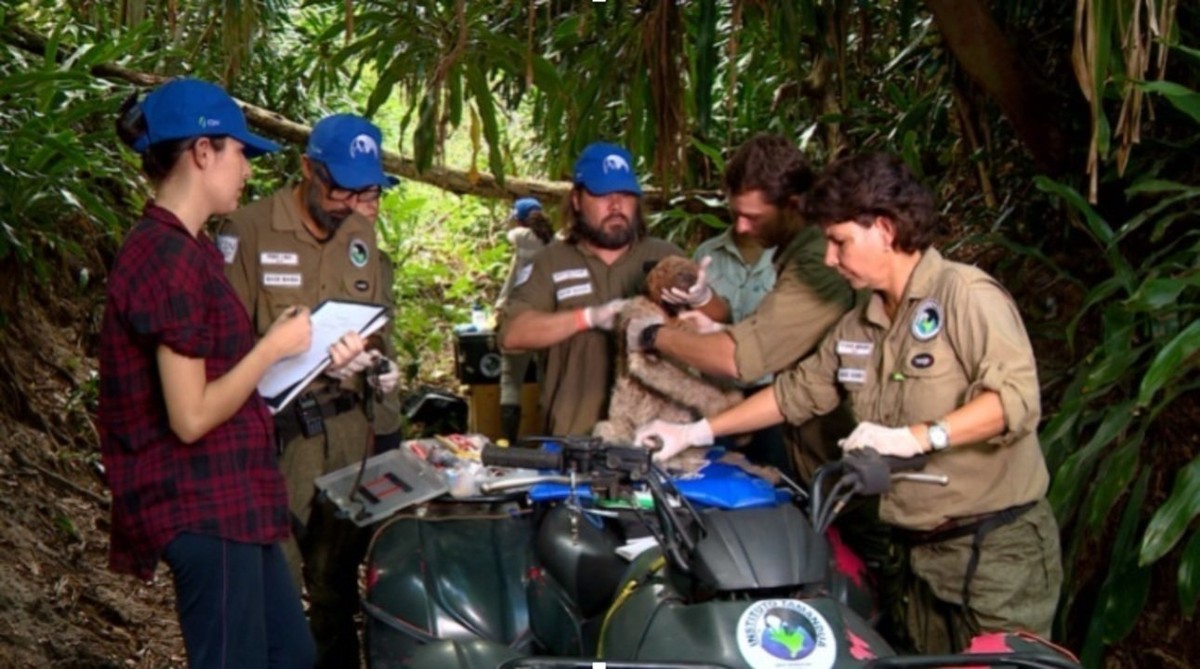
[728,225,855,381]
[496,227,547,310]
[773,248,1049,529]
[498,236,683,436]
[214,187,399,424]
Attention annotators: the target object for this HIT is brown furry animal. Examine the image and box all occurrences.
[593,256,742,466]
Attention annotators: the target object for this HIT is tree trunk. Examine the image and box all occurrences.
[924,0,1072,174]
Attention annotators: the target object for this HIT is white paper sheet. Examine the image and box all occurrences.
[258,300,389,413]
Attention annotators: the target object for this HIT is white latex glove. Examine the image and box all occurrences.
[635,419,714,462]
[677,309,725,334]
[661,256,714,307]
[626,314,666,352]
[582,298,630,331]
[840,421,926,458]
[370,357,400,394]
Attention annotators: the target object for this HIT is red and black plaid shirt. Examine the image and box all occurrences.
[98,203,289,580]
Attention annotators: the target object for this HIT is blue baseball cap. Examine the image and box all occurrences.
[306,114,399,189]
[573,142,642,196]
[133,78,279,157]
[512,197,542,222]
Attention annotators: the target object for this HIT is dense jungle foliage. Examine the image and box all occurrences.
[0,1,1197,667]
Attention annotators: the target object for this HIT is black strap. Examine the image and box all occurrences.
[894,501,1037,611]
[274,390,361,448]
[960,501,1037,609]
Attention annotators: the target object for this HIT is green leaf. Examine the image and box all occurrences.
[1125,276,1200,312]
[1179,531,1200,618]
[465,63,505,187]
[1033,176,1115,246]
[692,0,718,135]
[1049,400,1133,524]
[1082,344,1147,395]
[1137,319,1200,408]
[1083,436,1141,532]
[1140,455,1200,565]
[1138,80,1200,124]
[1035,176,1136,293]
[1124,178,1199,196]
[1081,471,1151,667]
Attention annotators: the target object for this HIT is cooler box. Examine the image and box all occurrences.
[454,331,503,384]
[454,331,538,385]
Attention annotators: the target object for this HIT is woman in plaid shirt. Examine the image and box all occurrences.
[99,78,364,668]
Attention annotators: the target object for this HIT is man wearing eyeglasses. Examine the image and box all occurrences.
[216,113,399,668]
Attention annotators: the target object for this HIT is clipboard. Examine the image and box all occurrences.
[258,299,389,414]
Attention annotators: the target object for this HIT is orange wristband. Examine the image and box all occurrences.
[575,308,590,332]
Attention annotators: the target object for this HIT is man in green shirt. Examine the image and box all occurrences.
[631,134,855,478]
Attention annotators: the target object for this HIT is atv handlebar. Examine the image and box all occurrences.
[482,437,654,480]
[481,445,564,471]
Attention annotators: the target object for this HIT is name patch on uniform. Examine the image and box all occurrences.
[349,238,370,268]
[836,340,874,356]
[354,280,370,292]
[556,283,593,301]
[216,235,238,265]
[514,264,533,288]
[260,251,298,266]
[838,368,867,384]
[910,353,935,369]
[263,272,302,288]
[552,268,589,283]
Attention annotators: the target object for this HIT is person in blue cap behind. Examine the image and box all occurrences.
[494,196,555,441]
[498,142,708,436]
[216,112,402,667]
[99,78,352,668]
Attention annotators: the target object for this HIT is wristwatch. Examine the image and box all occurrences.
[638,323,663,352]
[926,419,951,452]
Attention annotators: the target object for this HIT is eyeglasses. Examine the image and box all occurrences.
[312,162,383,203]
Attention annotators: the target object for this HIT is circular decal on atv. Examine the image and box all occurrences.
[736,599,837,668]
[349,238,370,268]
[910,298,943,341]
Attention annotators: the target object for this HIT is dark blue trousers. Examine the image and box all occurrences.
[164,533,316,668]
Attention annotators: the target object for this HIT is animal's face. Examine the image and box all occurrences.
[644,256,699,307]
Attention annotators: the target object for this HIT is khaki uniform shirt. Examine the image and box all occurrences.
[773,248,1049,530]
[496,227,547,310]
[498,236,683,436]
[728,225,855,381]
[214,187,400,433]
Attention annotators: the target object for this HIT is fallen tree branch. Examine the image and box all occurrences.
[4,23,724,210]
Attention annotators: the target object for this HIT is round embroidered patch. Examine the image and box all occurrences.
[911,298,943,341]
[349,238,370,268]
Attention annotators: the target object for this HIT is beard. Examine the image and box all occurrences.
[572,211,638,250]
[304,181,352,242]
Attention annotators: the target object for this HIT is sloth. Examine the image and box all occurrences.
[593,256,743,469]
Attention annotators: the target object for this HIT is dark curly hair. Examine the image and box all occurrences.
[723,134,815,206]
[804,153,936,253]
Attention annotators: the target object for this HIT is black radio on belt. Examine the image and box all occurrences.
[294,393,326,438]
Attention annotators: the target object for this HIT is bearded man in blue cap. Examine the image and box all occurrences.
[216,113,401,667]
[499,142,716,436]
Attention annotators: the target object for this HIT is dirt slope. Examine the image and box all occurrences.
[0,261,185,667]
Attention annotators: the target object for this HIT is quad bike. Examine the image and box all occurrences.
[361,437,1081,669]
